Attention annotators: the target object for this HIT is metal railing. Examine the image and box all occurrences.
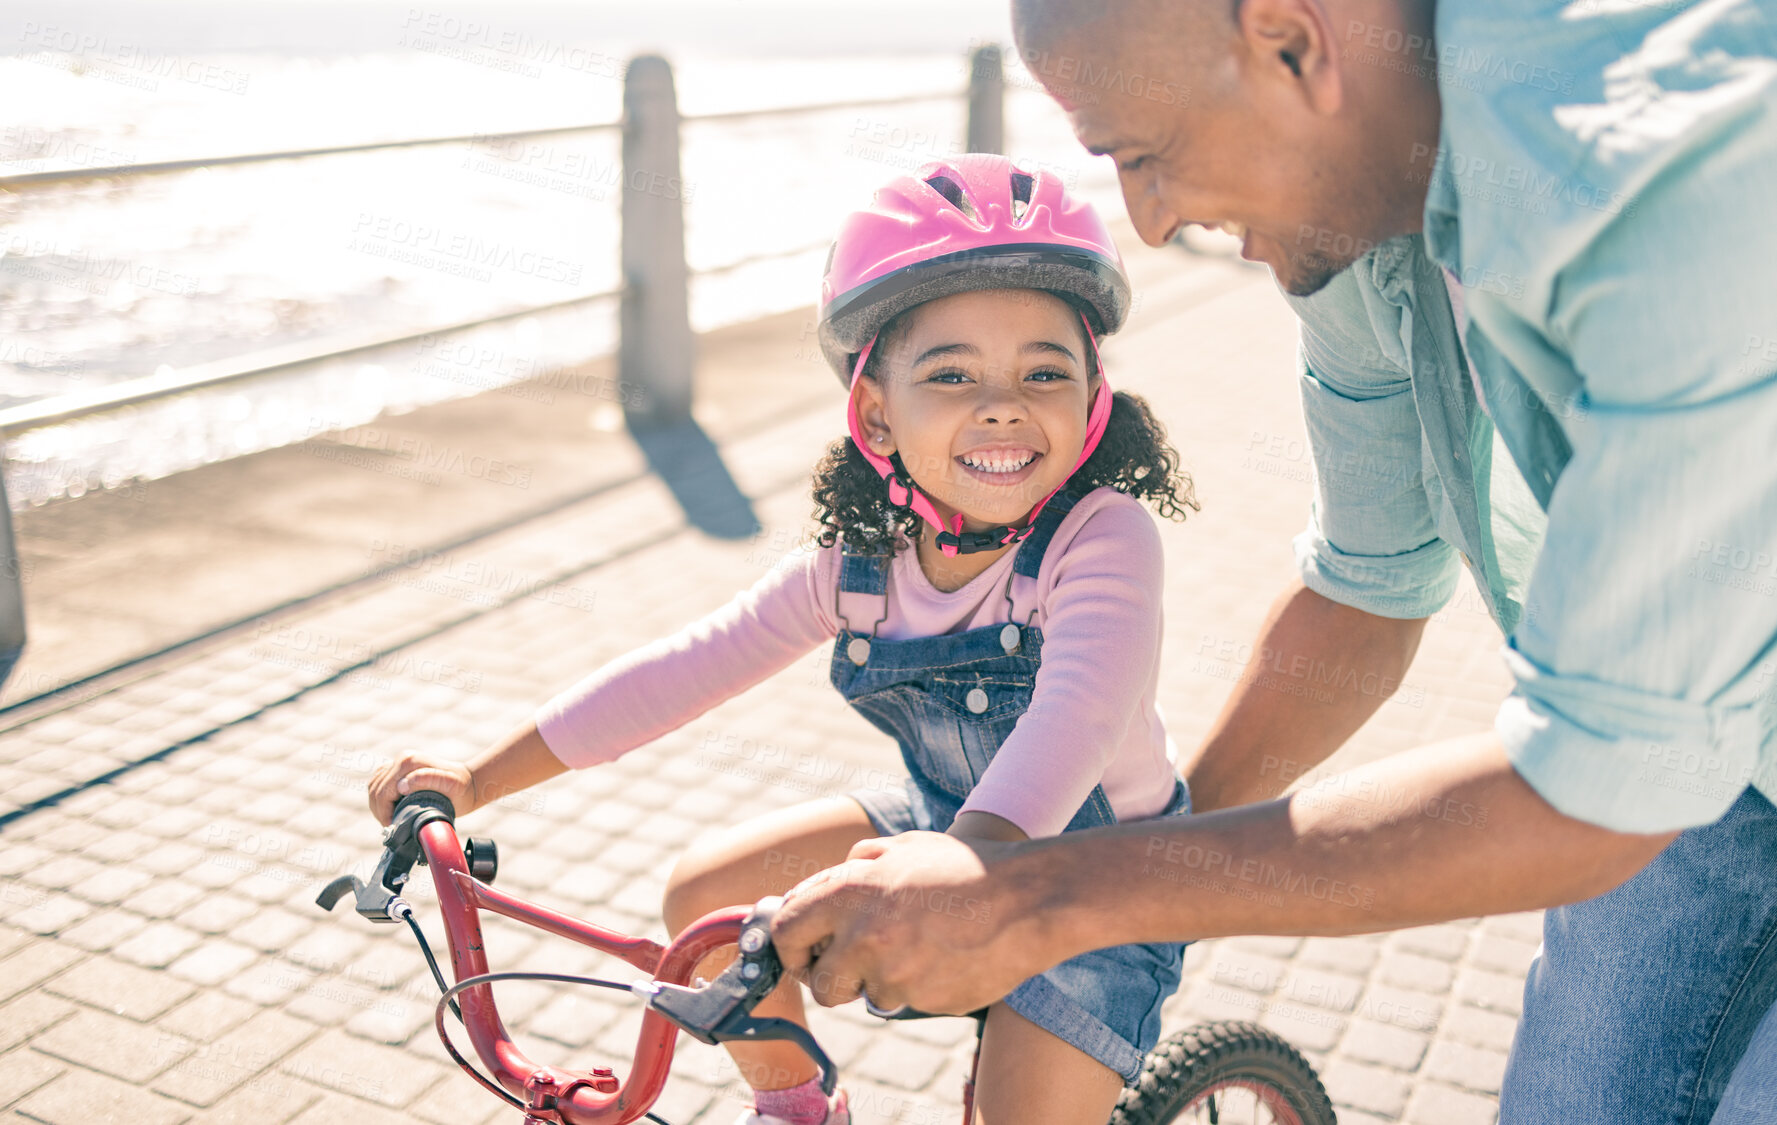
[0,83,997,436]
[0,122,622,192]
[0,44,1008,688]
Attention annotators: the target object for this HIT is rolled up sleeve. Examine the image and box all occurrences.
[1289,282,1460,620]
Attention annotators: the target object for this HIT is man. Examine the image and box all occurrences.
[773,0,1777,1119]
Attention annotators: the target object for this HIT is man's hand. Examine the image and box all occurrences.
[772,831,1054,1015]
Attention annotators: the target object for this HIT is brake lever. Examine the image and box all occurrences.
[637,896,838,1096]
[316,873,368,913]
[639,898,784,1039]
[316,791,457,923]
[707,1017,838,1097]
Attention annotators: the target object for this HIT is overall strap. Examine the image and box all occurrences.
[1011,488,1085,579]
[835,538,892,644]
[838,539,890,595]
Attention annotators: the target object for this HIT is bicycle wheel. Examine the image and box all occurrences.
[1111,1021,1338,1125]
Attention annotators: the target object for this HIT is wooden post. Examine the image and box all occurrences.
[967,45,1005,156]
[619,55,694,430]
[0,468,25,691]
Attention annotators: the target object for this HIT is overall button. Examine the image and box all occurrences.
[847,637,870,666]
[965,688,990,714]
[998,623,1021,653]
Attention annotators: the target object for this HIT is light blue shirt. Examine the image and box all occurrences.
[1286,0,1777,832]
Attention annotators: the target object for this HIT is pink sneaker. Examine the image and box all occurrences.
[732,1087,850,1125]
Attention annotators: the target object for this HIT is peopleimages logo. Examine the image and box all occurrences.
[16,22,252,93]
[1342,21,1576,94]
[348,213,587,286]
[1409,144,1637,218]
[399,9,628,80]
[1143,837,1378,910]
[0,125,135,170]
[1010,45,1190,107]
[0,232,201,297]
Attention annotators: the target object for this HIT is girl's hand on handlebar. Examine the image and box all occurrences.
[369,751,476,826]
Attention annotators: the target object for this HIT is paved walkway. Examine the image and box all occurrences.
[0,243,1528,1124]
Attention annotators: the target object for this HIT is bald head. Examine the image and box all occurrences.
[1012,0,1233,109]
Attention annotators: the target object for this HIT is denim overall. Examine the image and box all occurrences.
[829,490,1190,1083]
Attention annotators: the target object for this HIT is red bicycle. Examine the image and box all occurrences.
[318,792,1337,1124]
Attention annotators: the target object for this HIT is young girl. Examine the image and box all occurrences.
[370,155,1199,1125]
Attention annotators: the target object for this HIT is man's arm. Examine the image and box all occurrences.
[773,735,1675,1015]
[1181,580,1428,812]
[1038,736,1670,948]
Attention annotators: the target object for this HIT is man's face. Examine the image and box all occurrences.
[1019,1,1435,297]
[1067,95,1365,297]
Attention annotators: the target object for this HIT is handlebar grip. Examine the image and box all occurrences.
[394,790,457,822]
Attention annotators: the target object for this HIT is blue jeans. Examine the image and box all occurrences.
[1501,787,1777,1123]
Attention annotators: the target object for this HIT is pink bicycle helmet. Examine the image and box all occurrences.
[818,154,1132,555]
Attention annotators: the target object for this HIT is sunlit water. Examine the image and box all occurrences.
[0,4,1121,507]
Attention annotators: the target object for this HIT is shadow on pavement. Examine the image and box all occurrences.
[629,417,762,539]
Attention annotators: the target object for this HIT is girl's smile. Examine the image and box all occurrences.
[955,445,1044,485]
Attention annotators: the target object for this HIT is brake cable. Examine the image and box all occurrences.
[392,899,462,1023]
[430,969,676,1125]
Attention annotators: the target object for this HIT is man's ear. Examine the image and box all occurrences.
[1238,0,1343,114]
[853,380,897,456]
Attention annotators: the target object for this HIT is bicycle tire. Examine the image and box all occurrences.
[1111,1020,1337,1125]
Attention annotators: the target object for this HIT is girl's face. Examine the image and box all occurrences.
[855,288,1095,533]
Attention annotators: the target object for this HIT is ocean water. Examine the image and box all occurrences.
[0,1,1122,506]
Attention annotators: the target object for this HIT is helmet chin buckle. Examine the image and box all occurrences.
[934,525,1022,555]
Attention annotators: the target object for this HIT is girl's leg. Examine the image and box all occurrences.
[969,1003,1125,1125]
[661,795,878,1094]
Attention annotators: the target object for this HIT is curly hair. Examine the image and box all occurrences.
[810,386,1199,554]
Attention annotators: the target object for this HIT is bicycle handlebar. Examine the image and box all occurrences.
[318,790,835,1125]
[394,788,458,820]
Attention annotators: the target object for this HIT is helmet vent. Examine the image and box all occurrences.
[923,174,978,220]
[1009,172,1034,223]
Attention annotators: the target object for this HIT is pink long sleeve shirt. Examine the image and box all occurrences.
[533,487,1181,839]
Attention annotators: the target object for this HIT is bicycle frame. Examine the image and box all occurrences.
[332,795,1335,1125]
[413,814,747,1125]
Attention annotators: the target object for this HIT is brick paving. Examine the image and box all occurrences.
[0,246,1526,1124]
